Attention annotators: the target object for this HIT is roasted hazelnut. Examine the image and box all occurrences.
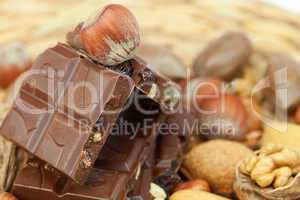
[193,32,251,81]
[79,4,140,66]
[184,77,222,111]
[195,77,223,104]
[198,93,248,141]
[174,179,211,193]
[0,42,31,88]
[0,192,17,200]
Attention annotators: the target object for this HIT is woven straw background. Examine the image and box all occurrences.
[1,0,300,67]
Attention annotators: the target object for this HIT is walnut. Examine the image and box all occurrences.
[234,144,300,200]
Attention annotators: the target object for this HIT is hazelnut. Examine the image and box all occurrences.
[0,192,17,200]
[193,32,252,81]
[174,179,211,193]
[66,22,85,50]
[80,4,140,66]
[294,105,300,124]
[0,42,31,88]
[198,93,248,141]
[184,77,223,106]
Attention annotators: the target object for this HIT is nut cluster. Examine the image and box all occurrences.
[239,144,300,188]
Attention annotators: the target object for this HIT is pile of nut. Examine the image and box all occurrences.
[159,27,300,200]
[240,144,300,189]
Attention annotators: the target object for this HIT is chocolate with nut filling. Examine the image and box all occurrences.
[67,27,181,112]
[128,143,156,200]
[111,58,182,112]
[0,43,135,184]
[12,125,158,200]
[12,165,133,200]
[153,134,183,195]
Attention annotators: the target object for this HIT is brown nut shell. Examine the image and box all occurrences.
[198,93,248,141]
[193,32,252,81]
[80,4,140,66]
[183,140,253,196]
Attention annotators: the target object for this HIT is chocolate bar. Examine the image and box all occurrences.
[153,134,183,195]
[12,124,157,200]
[155,134,183,175]
[106,58,181,112]
[0,43,135,184]
[128,166,153,200]
[128,143,156,200]
[13,165,133,200]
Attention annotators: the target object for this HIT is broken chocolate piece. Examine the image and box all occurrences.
[12,126,157,200]
[0,43,134,184]
[153,135,183,195]
[155,135,183,175]
[128,166,153,200]
[121,58,182,112]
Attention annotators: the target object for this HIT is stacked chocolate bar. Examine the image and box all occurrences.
[0,4,184,200]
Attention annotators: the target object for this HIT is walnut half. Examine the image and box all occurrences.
[234,144,300,200]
